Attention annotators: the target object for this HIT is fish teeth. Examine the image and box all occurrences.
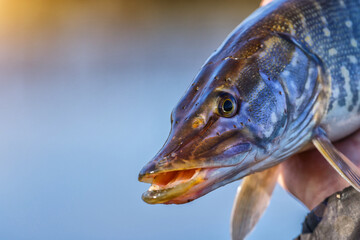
[149,169,201,190]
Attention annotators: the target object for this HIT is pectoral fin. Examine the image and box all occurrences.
[230,165,280,240]
[312,127,360,191]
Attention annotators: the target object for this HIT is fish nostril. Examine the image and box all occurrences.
[192,117,205,129]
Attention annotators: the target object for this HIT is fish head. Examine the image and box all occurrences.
[139,37,290,204]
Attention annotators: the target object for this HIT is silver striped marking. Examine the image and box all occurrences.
[291,52,299,67]
[348,55,358,64]
[329,48,338,56]
[351,38,358,48]
[339,0,346,8]
[314,2,322,10]
[259,51,266,58]
[283,70,290,77]
[341,66,352,109]
[323,28,331,37]
[264,125,274,138]
[345,20,353,28]
[300,14,307,28]
[304,67,314,91]
[271,112,277,123]
[305,36,313,46]
[320,16,327,24]
[332,86,340,98]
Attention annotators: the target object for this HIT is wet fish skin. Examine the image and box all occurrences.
[139,0,360,205]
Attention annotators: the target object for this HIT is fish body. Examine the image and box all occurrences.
[139,0,360,237]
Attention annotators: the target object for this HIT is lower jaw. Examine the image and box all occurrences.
[141,168,217,204]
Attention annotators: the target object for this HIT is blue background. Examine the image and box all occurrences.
[0,0,308,239]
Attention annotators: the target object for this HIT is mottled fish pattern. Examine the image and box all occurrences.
[264,0,360,137]
[268,0,360,109]
[139,0,360,212]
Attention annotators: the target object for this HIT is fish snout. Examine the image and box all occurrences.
[138,138,188,182]
[138,161,157,183]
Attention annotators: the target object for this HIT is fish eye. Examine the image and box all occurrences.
[218,94,237,117]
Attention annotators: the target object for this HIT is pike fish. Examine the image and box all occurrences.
[139,0,360,238]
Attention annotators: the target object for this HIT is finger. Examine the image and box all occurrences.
[332,129,360,167]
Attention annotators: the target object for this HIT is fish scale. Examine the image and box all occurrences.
[298,0,360,138]
[284,1,360,109]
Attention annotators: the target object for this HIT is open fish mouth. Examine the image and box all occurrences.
[139,168,219,204]
[138,148,253,204]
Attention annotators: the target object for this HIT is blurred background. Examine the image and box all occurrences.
[0,0,308,239]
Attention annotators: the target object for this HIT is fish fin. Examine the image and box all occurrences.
[312,127,360,191]
[230,165,280,240]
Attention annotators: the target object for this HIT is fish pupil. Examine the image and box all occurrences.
[223,99,233,112]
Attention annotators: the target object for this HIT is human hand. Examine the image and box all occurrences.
[277,130,360,210]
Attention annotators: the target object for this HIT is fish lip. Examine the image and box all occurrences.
[138,143,251,181]
[140,167,217,204]
[139,143,252,204]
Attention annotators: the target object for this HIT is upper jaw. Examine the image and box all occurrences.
[138,140,252,183]
[138,150,253,204]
